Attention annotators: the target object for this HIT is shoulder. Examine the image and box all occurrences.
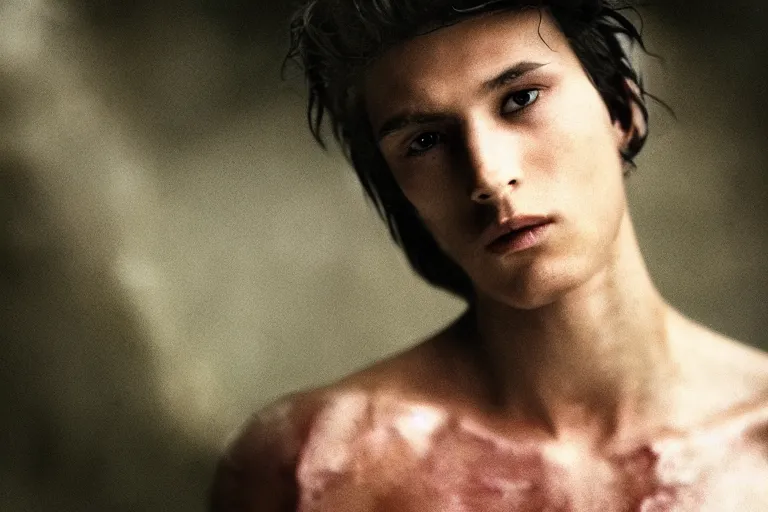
[208,321,469,511]
[668,309,768,387]
[666,309,768,426]
[208,391,322,512]
[207,383,391,512]
[334,314,479,400]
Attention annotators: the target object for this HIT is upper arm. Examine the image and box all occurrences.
[209,396,312,512]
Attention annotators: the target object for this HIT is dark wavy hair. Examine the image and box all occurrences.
[286,0,650,302]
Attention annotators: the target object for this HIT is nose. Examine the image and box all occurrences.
[464,118,522,204]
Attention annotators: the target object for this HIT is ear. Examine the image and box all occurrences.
[613,78,647,153]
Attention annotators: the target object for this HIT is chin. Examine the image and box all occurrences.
[474,257,591,310]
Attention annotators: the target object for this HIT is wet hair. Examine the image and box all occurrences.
[286,0,650,302]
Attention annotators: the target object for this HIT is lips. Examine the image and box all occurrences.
[484,216,552,255]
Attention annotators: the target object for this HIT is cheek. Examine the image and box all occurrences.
[394,161,465,223]
[538,87,624,190]
[531,89,626,251]
[394,170,474,257]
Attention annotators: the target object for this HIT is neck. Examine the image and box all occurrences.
[471,213,673,446]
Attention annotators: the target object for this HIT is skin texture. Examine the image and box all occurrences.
[368,10,629,311]
[210,9,768,511]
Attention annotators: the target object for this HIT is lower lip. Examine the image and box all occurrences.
[487,222,551,255]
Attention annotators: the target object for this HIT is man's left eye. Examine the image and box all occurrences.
[502,89,540,114]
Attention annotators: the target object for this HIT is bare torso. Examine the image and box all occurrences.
[292,390,768,511]
[210,314,768,512]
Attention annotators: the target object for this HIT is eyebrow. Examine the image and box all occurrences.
[375,60,548,142]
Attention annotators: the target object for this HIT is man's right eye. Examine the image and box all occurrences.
[407,132,441,156]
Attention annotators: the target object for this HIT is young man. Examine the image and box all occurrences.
[211,1,768,510]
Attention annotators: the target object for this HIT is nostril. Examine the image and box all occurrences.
[472,178,518,202]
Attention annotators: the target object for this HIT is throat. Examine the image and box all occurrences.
[469,257,673,444]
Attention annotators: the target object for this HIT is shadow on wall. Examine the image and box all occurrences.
[1,157,212,511]
[74,0,295,149]
[648,0,768,180]
[0,1,297,510]
[629,0,768,346]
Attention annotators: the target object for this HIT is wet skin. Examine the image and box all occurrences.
[210,8,768,511]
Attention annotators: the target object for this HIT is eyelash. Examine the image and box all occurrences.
[404,88,541,158]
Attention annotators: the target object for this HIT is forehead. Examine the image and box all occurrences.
[364,9,576,124]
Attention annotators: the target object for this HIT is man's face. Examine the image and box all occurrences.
[364,9,631,308]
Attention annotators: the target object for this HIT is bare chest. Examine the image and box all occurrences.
[293,404,768,512]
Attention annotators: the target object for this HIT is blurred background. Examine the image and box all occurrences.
[0,0,766,510]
